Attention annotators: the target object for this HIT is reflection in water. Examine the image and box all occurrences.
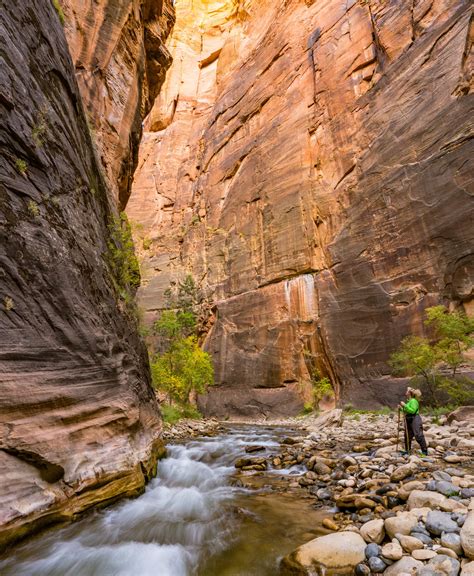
[0,426,327,576]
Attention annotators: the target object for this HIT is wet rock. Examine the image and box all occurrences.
[360,519,385,544]
[322,518,339,531]
[355,563,371,576]
[426,510,460,536]
[245,445,266,453]
[280,531,366,576]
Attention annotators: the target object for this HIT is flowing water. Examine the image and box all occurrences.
[0,425,329,576]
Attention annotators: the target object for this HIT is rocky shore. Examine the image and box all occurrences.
[231,407,474,575]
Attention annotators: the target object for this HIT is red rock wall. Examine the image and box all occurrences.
[127,0,474,416]
[60,0,175,207]
[0,0,173,549]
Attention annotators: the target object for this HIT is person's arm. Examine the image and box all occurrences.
[402,398,419,414]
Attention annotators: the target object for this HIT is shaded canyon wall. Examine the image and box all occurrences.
[127,0,474,416]
[0,0,173,549]
[60,0,175,207]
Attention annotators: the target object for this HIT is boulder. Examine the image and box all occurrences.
[461,510,474,559]
[396,533,425,552]
[441,532,463,556]
[461,561,474,575]
[360,519,385,544]
[382,539,403,561]
[447,407,474,424]
[385,512,419,539]
[383,556,423,576]
[418,555,461,576]
[391,464,417,482]
[280,531,366,576]
[398,480,426,500]
[311,409,344,429]
[407,490,449,510]
[426,510,460,536]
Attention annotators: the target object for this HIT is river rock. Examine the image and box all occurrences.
[426,510,460,536]
[437,547,459,559]
[412,549,437,560]
[355,563,371,576]
[368,556,387,573]
[408,490,449,510]
[382,538,403,561]
[360,519,385,544]
[418,555,461,576]
[391,464,417,482]
[399,480,426,500]
[396,533,425,552]
[461,510,474,559]
[461,561,474,575]
[365,543,382,559]
[385,512,418,539]
[447,407,474,424]
[437,481,461,497]
[280,531,366,575]
[383,556,423,576]
[441,532,463,556]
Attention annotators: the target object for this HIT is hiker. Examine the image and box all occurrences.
[399,387,428,456]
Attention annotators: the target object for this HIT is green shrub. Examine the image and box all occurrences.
[15,158,27,174]
[106,212,140,299]
[52,0,65,25]
[27,200,39,217]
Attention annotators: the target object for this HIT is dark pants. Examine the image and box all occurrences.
[404,414,428,453]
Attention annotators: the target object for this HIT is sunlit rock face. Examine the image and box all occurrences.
[0,0,171,550]
[60,0,175,207]
[127,0,474,416]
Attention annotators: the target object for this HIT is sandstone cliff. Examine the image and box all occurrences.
[0,0,172,549]
[127,0,474,415]
[60,0,175,207]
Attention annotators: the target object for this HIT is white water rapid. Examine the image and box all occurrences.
[1,425,325,576]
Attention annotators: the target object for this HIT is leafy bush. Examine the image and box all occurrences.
[52,0,65,25]
[106,212,140,300]
[15,158,27,174]
[390,305,474,405]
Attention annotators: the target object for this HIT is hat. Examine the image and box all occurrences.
[407,387,422,399]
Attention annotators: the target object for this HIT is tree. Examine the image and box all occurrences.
[150,276,214,418]
[390,306,474,405]
[425,305,474,377]
[150,336,214,405]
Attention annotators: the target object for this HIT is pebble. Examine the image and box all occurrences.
[368,556,387,573]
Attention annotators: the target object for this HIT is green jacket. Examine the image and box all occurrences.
[403,398,419,415]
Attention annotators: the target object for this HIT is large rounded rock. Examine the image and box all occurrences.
[461,510,474,559]
[383,556,423,576]
[441,532,463,556]
[360,519,385,544]
[280,531,366,575]
[461,561,474,575]
[426,510,460,536]
[382,538,403,561]
[396,533,425,552]
[385,511,418,539]
[418,555,461,576]
[407,490,449,510]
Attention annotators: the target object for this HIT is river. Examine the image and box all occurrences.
[0,424,329,576]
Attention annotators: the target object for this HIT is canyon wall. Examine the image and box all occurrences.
[60,0,175,207]
[128,0,474,416]
[0,0,173,549]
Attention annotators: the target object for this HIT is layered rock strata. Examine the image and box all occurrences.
[60,0,175,207]
[0,0,169,549]
[128,0,474,415]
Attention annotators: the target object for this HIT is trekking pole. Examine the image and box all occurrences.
[396,408,401,453]
[403,412,411,455]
